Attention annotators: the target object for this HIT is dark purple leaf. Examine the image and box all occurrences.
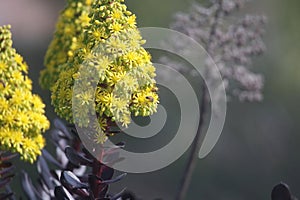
[42,149,63,169]
[54,118,72,139]
[70,128,79,138]
[0,153,17,162]
[102,173,127,184]
[0,178,11,189]
[81,148,96,161]
[21,171,38,200]
[100,165,114,180]
[65,147,93,167]
[61,171,88,189]
[37,156,54,190]
[35,179,51,198]
[88,175,108,198]
[0,174,14,189]
[50,129,66,146]
[50,170,60,181]
[54,186,70,200]
[0,192,14,200]
[0,165,14,176]
[98,184,109,199]
[0,162,12,169]
[115,142,126,148]
[117,190,138,200]
[111,188,126,200]
[272,182,292,200]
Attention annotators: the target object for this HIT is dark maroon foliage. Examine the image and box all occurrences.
[271,183,298,200]
[21,119,135,200]
[0,152,16,200]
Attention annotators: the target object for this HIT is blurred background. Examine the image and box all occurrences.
[0,0,299,199]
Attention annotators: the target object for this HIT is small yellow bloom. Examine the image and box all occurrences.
[94,130,108,144]
[85,0,92,5]
[79,12,91,25]
[15,53,23,65]
[127,15,136,27]
[112,10,123,20]
[12,71,24,83]
[110,22,123,33]
[0,61,7,72]
[64,8,75,18]
[76,90,93,105]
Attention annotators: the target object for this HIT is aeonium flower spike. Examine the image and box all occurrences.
[51,0,159,144]
[0,25,50,163]
[40,0,94,90]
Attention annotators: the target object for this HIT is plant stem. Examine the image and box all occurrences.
[175,1,223,199]
[175,83,208,200]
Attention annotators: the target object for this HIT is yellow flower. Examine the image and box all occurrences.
[11,88,24,105]
[112,9,122,19]
[9,131,23,151]
[0,61,7,73]
[32,95,46,111]
[51,0,159,143]
[106,70,126,86]
[110,22,123,33]
[127,15,136,27]
[131,86,159,116]
[0,25,49,163]
[79,12,91,25]
[64,8,75,18]
[22,138,42,163]
[76,90,93,105]
[85,0,92,5]
[94,130,108,144]
[92,28,103,39]
[12,71,24,83]
[14,53,23,65]
[0,98,9,112]
[40,0,94,90]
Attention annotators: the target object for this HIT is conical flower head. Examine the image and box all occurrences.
[40,0,94,90]
[0,25,50,163]
[51,0,159,143]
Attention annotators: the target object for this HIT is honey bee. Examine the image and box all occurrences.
[146,96,154,102]
[151,87,158,92]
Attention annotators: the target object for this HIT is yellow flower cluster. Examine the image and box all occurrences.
[0,25,50,163]
[39,0,93,89]
[50,0,159,143]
